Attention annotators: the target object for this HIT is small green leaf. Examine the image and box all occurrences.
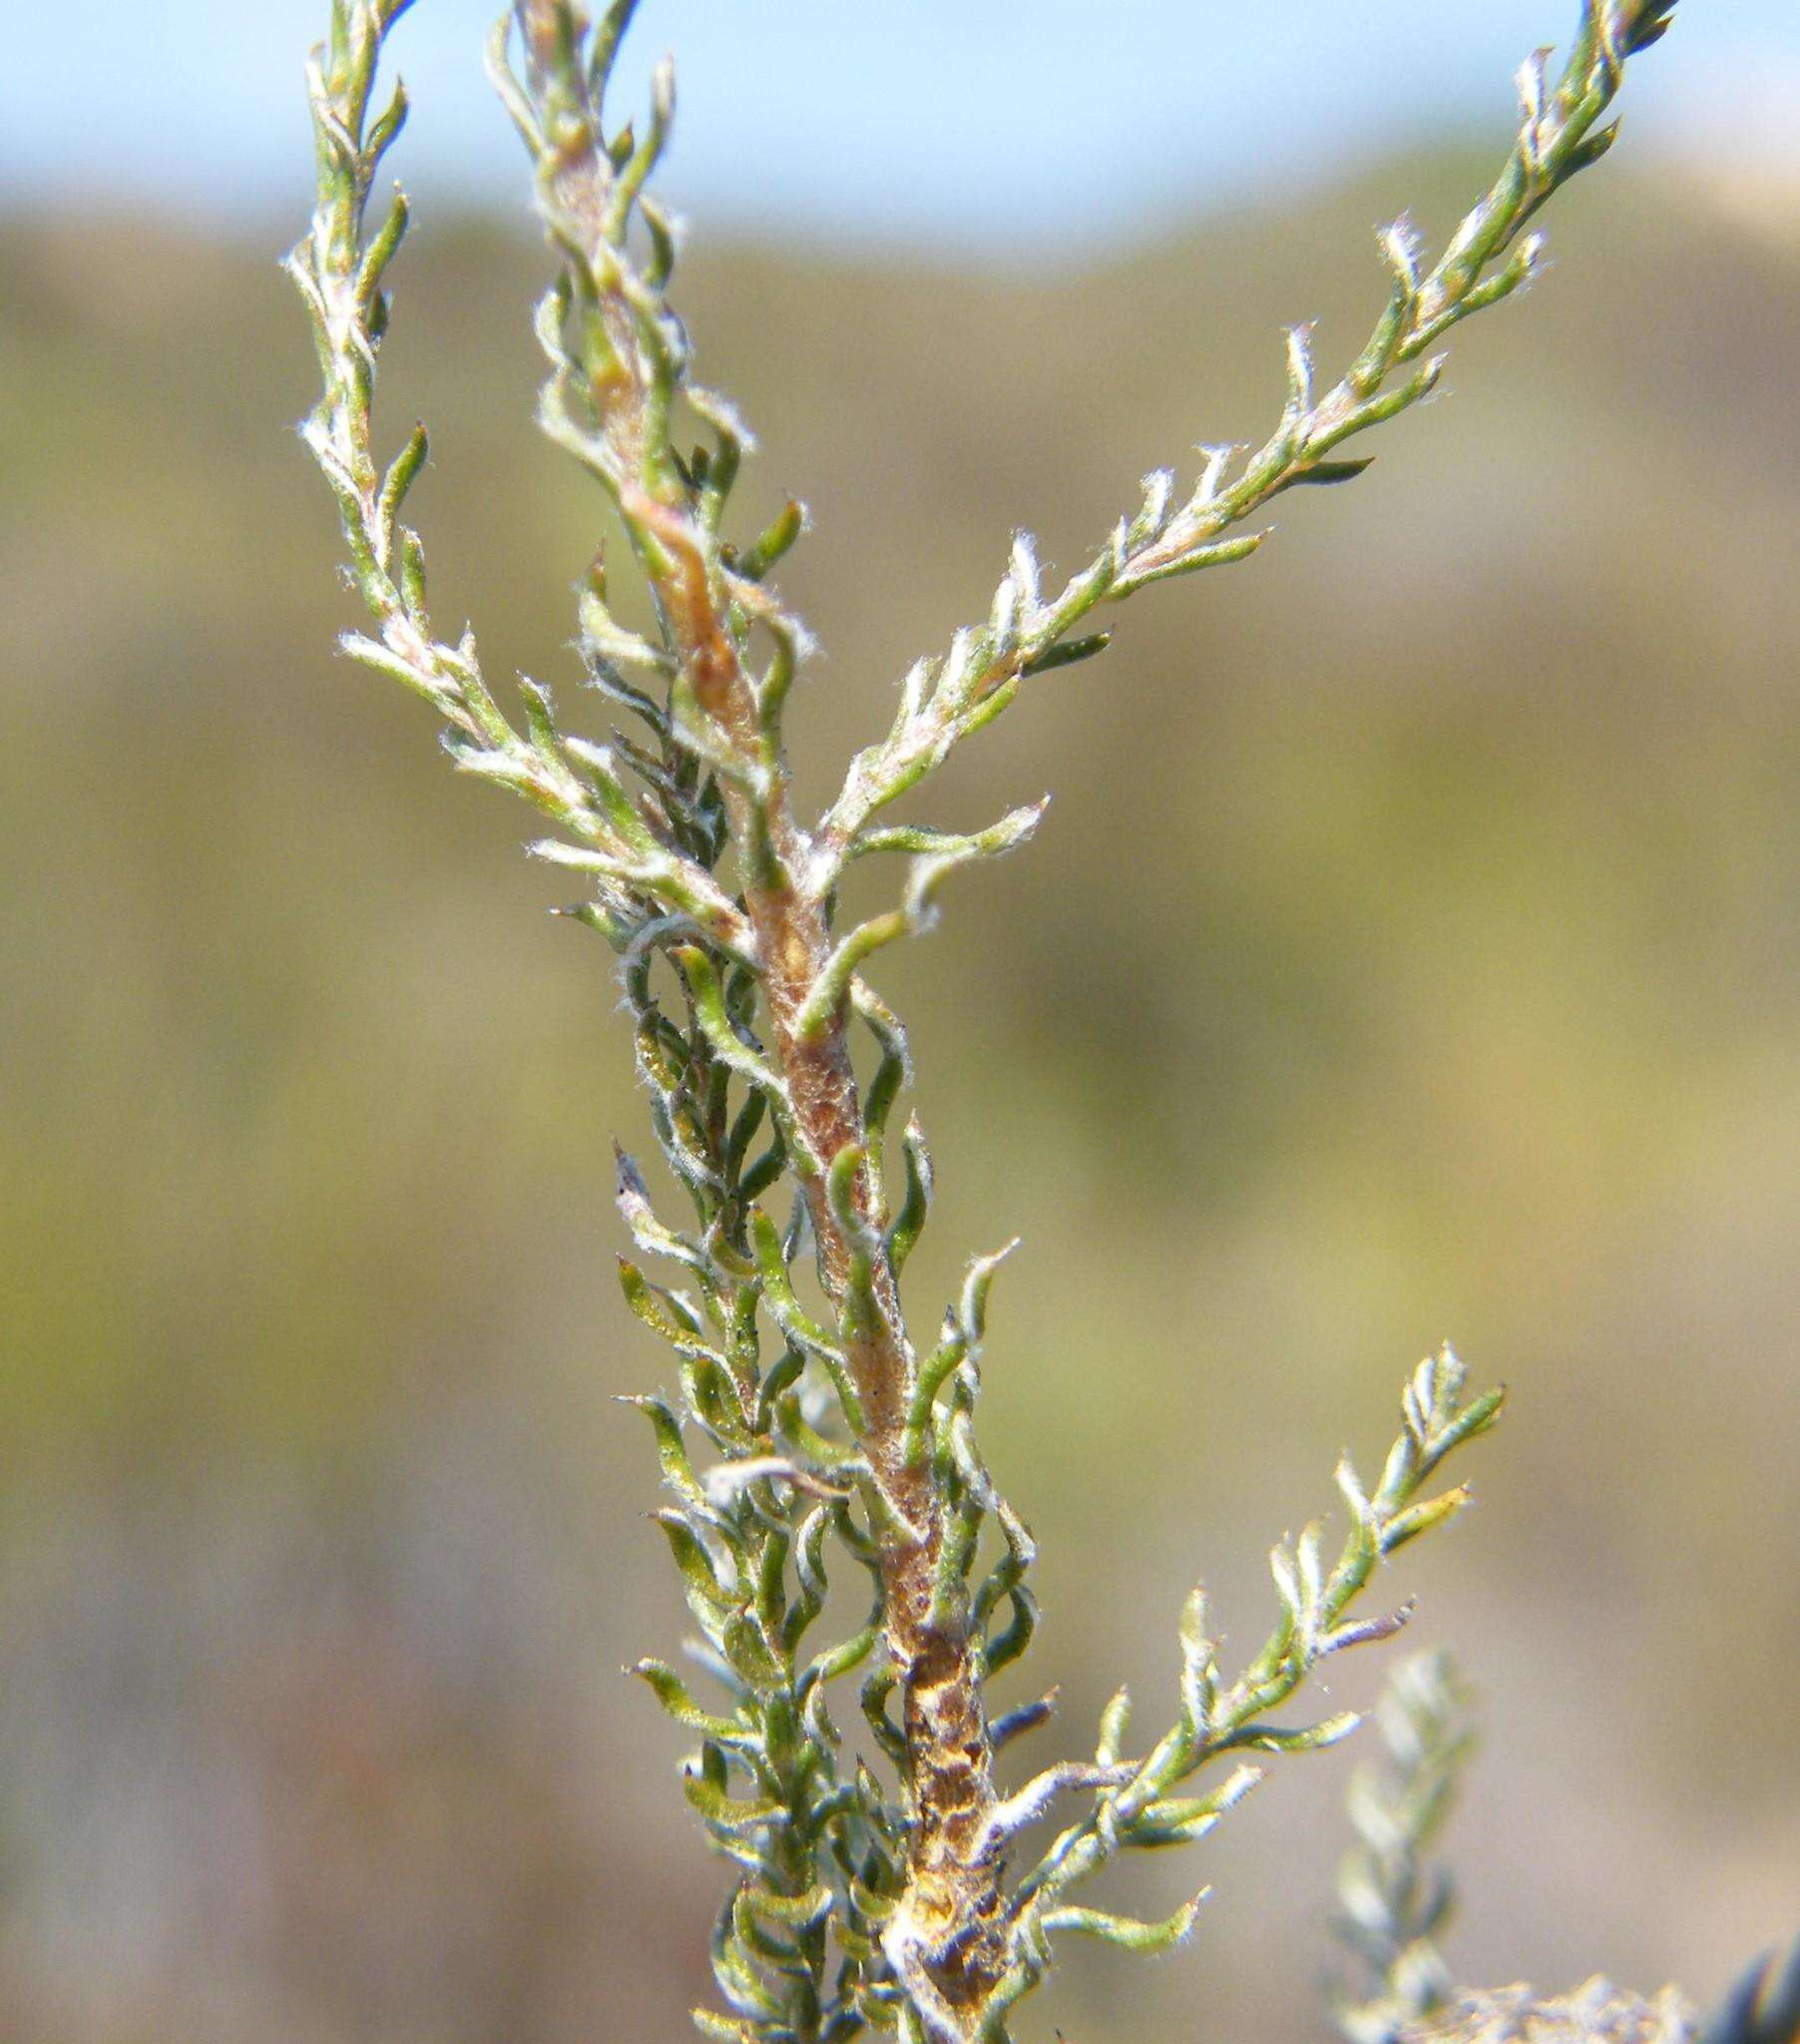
[721,1609,785,1691]
[1277,454,1376,490]
[630,1659,746,1740]
[681,1768,786,1836]
[1096,1686,1132,1768]
[1021,632,1113,677]
[621,1393,704,1507]
[1382,1485,1473,1552]
[1228,1710,1362,1755]
[860,1666,906,1768]
[733,498,806,581]
[617,1259,726,1369]
[1041,1890,1207,1953]
[985,1584,1038,1677]
[654,1508,733,1618]
[885,1118,933,1274]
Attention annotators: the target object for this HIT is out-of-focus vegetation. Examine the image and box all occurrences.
[2,149,1796,2043]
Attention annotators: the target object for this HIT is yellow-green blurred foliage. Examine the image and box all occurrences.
[2,153,1796,2042]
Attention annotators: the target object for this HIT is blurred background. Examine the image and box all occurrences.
[3,3,1798,2041]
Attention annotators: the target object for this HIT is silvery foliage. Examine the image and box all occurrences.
[289,3,1677,2038]
[1330,1662,1800,2044]
[1334,1652,1477,2044]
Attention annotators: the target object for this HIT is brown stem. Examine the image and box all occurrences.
[645,505,1010,2024]
[512,7,1012,2007]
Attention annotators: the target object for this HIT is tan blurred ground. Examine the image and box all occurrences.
[1,147,1797,2043]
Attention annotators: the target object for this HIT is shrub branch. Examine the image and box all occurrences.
[288,3,1677,2039]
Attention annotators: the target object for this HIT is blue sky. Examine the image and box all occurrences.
[4,3,1795,252]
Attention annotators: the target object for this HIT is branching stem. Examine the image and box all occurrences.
[288,3,1679,2038]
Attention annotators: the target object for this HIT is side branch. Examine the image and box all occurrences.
[288,0,749,961]
[818,0,1680,870]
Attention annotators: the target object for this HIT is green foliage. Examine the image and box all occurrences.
[288,3,1678,2040]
